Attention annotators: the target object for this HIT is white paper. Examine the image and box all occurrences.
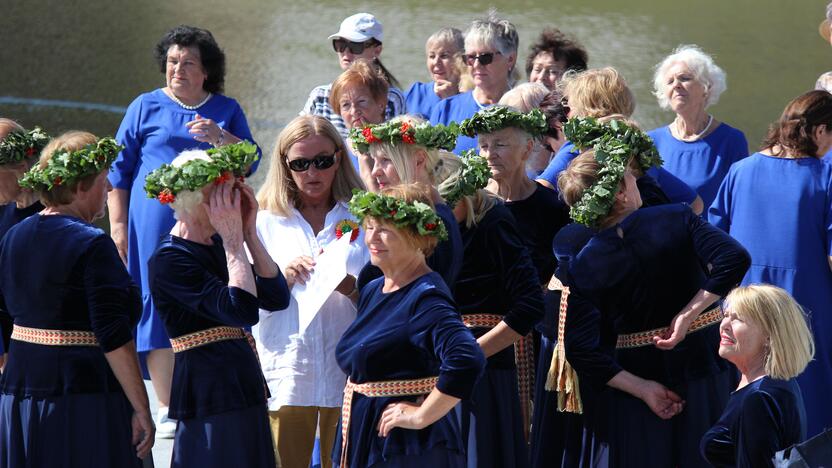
[291,234,352,334]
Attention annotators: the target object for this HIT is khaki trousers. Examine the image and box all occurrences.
[269,405,340,468]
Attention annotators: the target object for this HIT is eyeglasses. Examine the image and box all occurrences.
[462,51,502,66]
[286,154,337,172]
[332,39,377,55]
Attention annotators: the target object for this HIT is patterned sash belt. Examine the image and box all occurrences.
[340,376,438,468]
[169,326,246,353]
[11,325,99,346]
[615,306,724,349]
[462,313,533,441]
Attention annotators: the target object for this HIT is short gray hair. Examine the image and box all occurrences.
[499,82,549,112]
[653,44,727,110]
[464,9,519,57]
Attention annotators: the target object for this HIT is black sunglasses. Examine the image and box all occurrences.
[462,51,502,66]
[332,39,377,55]
[286,154,337,172]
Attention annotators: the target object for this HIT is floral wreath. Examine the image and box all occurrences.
[0,127,51,166]
[144,141,259,204]
[438,149,492,208]
[349,119,458,154]
[562,117,663,228]
[348,189,448,240]
[458,106,548,137]
[335,219,360,242]
[18,136,122,192]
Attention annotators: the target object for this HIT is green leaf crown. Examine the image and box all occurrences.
[458,106,548,137]
[349,119,458,154]
[438,149,492,208]
[348,189,449,240]
[144,141,259,204]
[0,127,50,166]
[562,117,663,228]
[18,136,121,191]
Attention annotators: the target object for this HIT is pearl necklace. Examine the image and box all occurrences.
[167,90,212,110]
[674,114,713,142]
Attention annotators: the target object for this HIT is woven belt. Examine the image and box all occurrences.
[169,326,246,353]
[11,325,99,346]
[462,313,534,441]
[340,376,438,468]
[615,306,724,349]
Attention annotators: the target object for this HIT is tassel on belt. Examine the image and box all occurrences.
[11,324,99,346]
[462,313,534,441]
[340,376,438,468]
[169,326,247,353]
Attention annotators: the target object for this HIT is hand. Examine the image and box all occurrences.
[377,401,424,437]
[285,255,316,288]
[638,380,684,419]
[335,275,356,296]
[652,312,695,350]
[131,409,155,459]
[434,79,459,99]
[236,181,258,235]
[205,181,244,250]
[186,114,223,146]
[111,222,128,266]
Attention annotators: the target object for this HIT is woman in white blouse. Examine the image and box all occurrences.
[254,115,367,468]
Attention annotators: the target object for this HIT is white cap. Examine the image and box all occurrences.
[328,13,383,43]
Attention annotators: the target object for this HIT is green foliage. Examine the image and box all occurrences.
[348,189,449,240]
[18,136,121,191]
[349,120,458,154]
[458,107,548,137]
[0,127,50,165]
[438,149,492,208]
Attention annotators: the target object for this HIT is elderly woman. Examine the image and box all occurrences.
[302,12,405,139]
[0,133,154,466]
[253,115,366,468]
[553,118,750,466]
[526,28,588,91]
[701,284,813,467]
[431,12,520,154]
[351,116,464,290]
[709,90,832,438]
[334,185,485,467]
[108,24,260,436]
[435,153,544,467]
[648,45,748,209]
[405,27,467,119]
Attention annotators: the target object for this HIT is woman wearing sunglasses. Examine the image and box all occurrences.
[253,115,367,468]
[301,13,405,139]
[430,12,520,154]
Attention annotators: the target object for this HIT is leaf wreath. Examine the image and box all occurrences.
[349,119,458,154]
[18,136,122,192]
[438,149,492,208]
[348,189,448,240]
[0,127,51,166]
[458,106,548,137]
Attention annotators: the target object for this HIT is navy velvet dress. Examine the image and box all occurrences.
[0,214,142,467]
[453,204,544,468]
[334,272,485,467]
[701,377,806,468]
[148,234,290,468]
[560,204,750,467]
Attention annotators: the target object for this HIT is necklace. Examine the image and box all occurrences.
[167,90,212,110]
[674,114,713,142]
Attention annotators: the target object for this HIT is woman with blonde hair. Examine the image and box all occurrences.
[405,27,468,119]
[253,115,367,468]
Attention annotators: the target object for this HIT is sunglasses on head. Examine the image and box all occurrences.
[286,154,337,172]
[332,39,377,55]
[462,51,502,66]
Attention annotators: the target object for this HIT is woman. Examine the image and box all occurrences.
[709,90,832,438]
[536,67,703,214]
[701,284,814,467]
[648,45,748,209]
[0,133,154,467]
[436,153,544,468]
[816,3,832,93]
[405,27,467,119]
[302,12,405,139]
[526,28,588,91]
[254,115,367,468]
[146,142,289,467]
[350,116,463,290]
[108,24,260,436]
[554,121,750,466]
[431,12,520,154]
[334,185,486,467]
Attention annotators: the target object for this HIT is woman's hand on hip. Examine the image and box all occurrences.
[378,400,425,437]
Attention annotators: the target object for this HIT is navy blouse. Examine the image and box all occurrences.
[701,377,806,467]
[148,234,290,420]
[0,214,140,397]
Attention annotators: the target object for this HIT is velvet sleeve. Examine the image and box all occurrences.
[408,292,485,400]
[685,207,751,296]
[825,173,832,257]
[563,290,623,386]
[84,236,141,352]
[255,271,290,312]
[226,98,262,174]
[648,167,697,204]
[427,204,462,289]
[708,168,734,232]
[109,95,144,190]
[736,391,787,468]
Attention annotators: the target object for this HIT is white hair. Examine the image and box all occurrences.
[653,44,727,110]
[499,82,549,112]
[169,149,211,219]
[464,9,519,57]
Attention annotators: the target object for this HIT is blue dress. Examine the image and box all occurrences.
[430,91,486,154]
[0,214,142,467]
[648,123,748,209]
[453,204,544,468]
[148,234,289,468]
[709,153,832,438]
[560,204,750,467]
[405,82,443,120]
[701,377,806,468]
[537,141,699,205]
[109,89,260,357]
[333,272,485,467]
